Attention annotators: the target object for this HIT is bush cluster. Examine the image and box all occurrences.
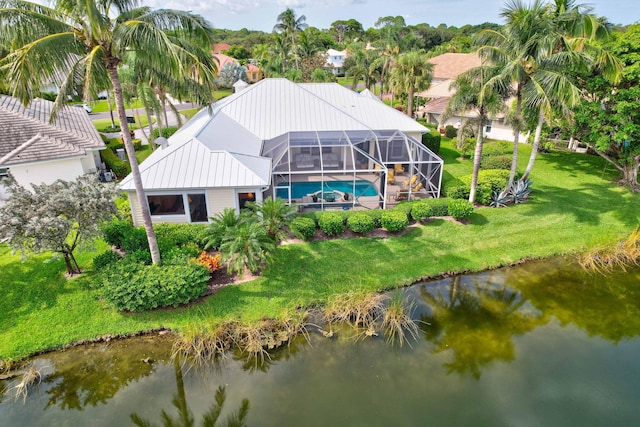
[381,211,409,232]
[411,202,434,221]
[153,127,178,139]
[444,125,457,138]
[318,212,345,236]
[154,223,208,249]
[93,250,122,271]
[448,199,474,221]
[447,169,510,205]
[421,131,441,154]
[347,213,375,234]
[290,217,316,240]
[99,148,131,178]
[99,261,210,311]
[481,154,512,170]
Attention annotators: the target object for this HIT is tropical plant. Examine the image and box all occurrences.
[388,50,434,118]
[490,189,512,208]
[204,208,243,250]
[219,219,275,276]
[0,0,218,264]
[290,216,316,240]
[273,7,307,70]
[0,175,119,275]
[346,49,380,90]
[509,178,532,203]
[247,198,298,241]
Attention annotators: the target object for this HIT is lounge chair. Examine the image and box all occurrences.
[403,174,418,188]
[394,164,405,174]
[412,182,423,192]
[387,169,395,184]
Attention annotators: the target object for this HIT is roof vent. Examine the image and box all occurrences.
[156,137,169,149]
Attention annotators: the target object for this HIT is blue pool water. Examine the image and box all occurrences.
[276,180,378,199]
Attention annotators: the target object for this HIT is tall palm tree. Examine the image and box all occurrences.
[273,7,307,70]
[372,43,400,100]
[388,50,434,118]
[444,66,509,203]
[476,0,621,188]
[0,0,218,264]
[346,49,380,90]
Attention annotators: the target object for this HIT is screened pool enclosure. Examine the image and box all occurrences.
[262,130,443,210]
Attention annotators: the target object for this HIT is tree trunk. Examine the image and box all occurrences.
[622,162,640,190]
[407,88,414,118]
[521,109,544,181]
[107,65,161,264]
[107,91,116,129]
[508,91,523,189]
[145,106,155,150]
[469,120,485,204]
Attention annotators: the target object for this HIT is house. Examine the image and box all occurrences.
[119,79,443,226]
[213,53,263,83]
[0,96,105,194]
[212,43,232,54]
[326,49,347,75]
[417,53,527,143]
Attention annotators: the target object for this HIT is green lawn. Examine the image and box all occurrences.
[92,115,154,132]
[89,99,145,113]
[2,140,639,361]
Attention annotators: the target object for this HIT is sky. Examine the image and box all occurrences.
[139,0,639,32]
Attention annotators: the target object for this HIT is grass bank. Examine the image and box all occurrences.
[1,141,639,361]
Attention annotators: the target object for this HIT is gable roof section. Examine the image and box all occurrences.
[211,79,373,140]
[0,96,104,167]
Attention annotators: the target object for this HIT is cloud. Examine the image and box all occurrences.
[277,0,308,7]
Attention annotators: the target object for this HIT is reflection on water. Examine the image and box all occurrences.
[1,258,639,426]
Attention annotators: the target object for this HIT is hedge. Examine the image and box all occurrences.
[290,217,317,240]
[318,212,345,236]
[381,211,409,232]
[422,131,441,154]
[347,213,375,234]
[100,148,131,178]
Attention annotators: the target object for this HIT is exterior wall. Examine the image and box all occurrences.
[128,191,144,227]
[429,113,528,143]
[206,188,237,216]
[9,157,85,190]
[80,151,100,174]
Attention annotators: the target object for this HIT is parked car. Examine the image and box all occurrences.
[73,103,92,113]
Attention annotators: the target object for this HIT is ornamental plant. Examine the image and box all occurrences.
[381,211,410,232]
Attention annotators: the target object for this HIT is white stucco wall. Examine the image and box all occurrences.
[430,113,527,143]
[9,157,86,190]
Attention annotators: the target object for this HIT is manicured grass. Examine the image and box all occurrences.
[180,108,201,120]
[89,99,145,113]
[2,140,639,361]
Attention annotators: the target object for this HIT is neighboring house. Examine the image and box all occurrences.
[213,53,263,83]
[418,52,527,143]
[119,79,443,226]
[326,49,347,75]
[0,96,105,194]
[212,43,232,54]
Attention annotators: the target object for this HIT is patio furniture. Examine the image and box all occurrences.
[387,169,395,184]
[394,164,405,174]
[295,153,315,169]
[403,174,418,188]
[322,152,340,168]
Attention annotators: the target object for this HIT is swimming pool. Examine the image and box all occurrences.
[276,180,378,199]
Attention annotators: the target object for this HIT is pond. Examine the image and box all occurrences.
[2,258,640,426]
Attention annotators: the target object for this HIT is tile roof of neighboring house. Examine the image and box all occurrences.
[418,80,455,99]
[422,97,451,115]
[212,43,231,54]
[247,63,260,73]
[428,52,482,81]
[213,53,238,72]
[0,96,104,166]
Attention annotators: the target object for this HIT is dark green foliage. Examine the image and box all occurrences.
[101,219,134,247]
[425,198,450,216]
[99,148,131,178]
[152,127,178,139]
[123,249,152,265]
[422,131,441,154]
[38,91,56,101]
[101,220,148,253]
[381,211,409,232]
[444,125,457,138]
[411,202,434,221]
[99,262,210,311]
[347,213,375,234]
[154,223,208,249]
[204,208,243,250]
[448,199,474,220]
[446,185,470,200]
[290,217,317,240]
[481,154,512,170]
[318,212,345,236]
[393,201,413,219]
[447,169,510,206]
[132,139,142,151]
[92,250,122,271]
[481,141,512,156]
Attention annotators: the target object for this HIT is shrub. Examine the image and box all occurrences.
[132,139,142,151]
[425,198,449,216]
[393,202,413,219]
[446,185,469,200]
[318,212,345,236]
[124,249,152,265]
[411,202,434,221]
[347,213,375,234]
[99,262,210,311]
[381,211,409,232]
[154,223,208,248]
[290,217,317,240]
[448,199,474,221]
[482,140,512,156]
[421,131,441,154]
[153,126,178,139]
[93,250,122,271]
[102,219,133,247]
[447,170,510,205]
[444,125,457,138]
[106,139,124,151]
[363,210,384,228]
[100,148,131,178]
[481,154,512,170]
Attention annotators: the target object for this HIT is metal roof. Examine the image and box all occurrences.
[300,83,429,134]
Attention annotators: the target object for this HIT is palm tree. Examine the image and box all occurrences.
[247,198,297,241]
[219,219,275,277]
[444,66,509,203]
[476,0,621,188]
[388,50,434,118]
[346,49,380,91]
[0,0,218,264]
[270,32,291,75]
[273,7,307,70]
[372,43,400,100]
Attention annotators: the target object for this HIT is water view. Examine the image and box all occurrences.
[2,257,639,426]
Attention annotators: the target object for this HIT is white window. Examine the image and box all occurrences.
[485,120,493,133]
